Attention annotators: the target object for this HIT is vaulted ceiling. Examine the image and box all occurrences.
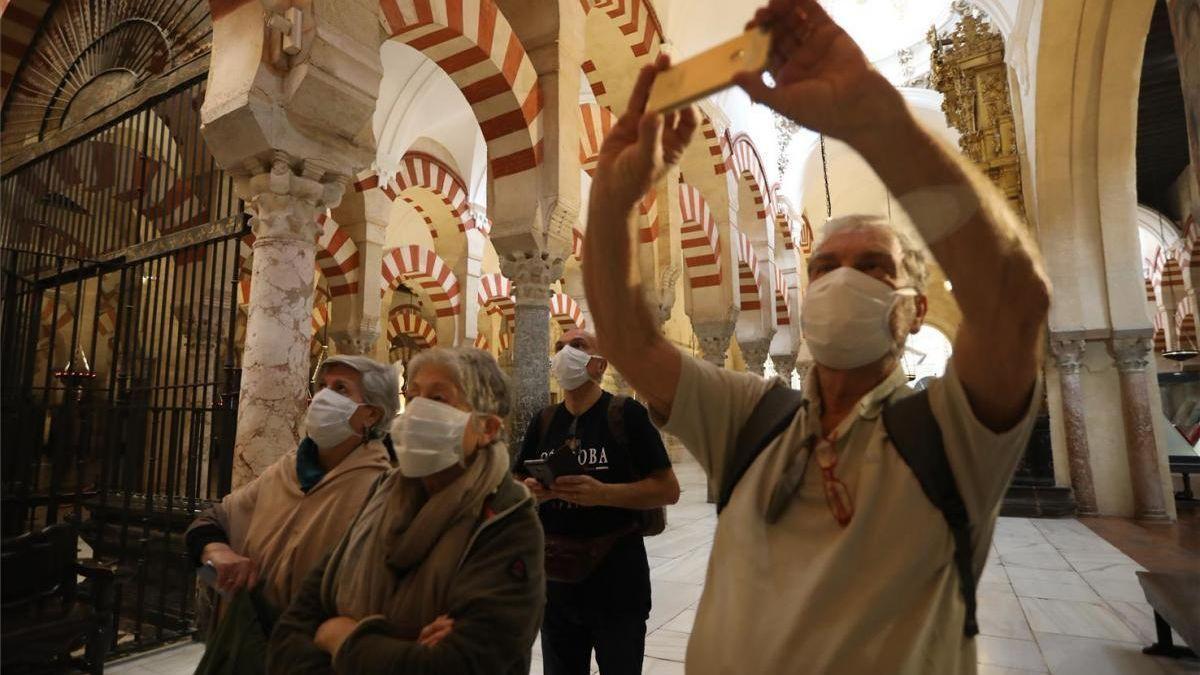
[1136,0,1190,220]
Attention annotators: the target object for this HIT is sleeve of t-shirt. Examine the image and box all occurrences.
[651,349,775,487]
[926,361,1044,571]
[623,398,672,476]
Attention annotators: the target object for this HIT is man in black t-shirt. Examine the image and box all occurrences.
[516,329,680,675]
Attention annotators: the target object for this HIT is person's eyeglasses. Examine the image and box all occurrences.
[813,434,853,527]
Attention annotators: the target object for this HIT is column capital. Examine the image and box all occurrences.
[740,338,771,376]
[330,321,381,356]
[243,154,349,243]
[1050,338,1087,375]
[500,251,566,307]
[1108,337,1152,373]
[770,353,797,379]
[693,321,735,368]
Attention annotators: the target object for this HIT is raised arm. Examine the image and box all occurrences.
[737,0,1049,431]
[583,60,697,420]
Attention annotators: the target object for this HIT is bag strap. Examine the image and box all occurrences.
[536,404,558,447]
[719,385,806,514]
[881,390,979,638]
[607,394,634,475]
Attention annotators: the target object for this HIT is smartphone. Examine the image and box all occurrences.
[196,561,229,599]
[523,459,558,488]
[646,28,772,113]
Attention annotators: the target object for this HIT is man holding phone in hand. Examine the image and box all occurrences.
[515,328,679,675]
[582,0,1050,673]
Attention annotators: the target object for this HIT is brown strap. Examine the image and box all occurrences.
[607,394,631,473]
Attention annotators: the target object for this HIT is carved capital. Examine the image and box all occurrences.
[499,251,565,307]
[739,338,771,376]
[330,322,381,356]
[770,353,797,381]
[1050,338,1087,376]
[693,321,736,368]
[1109,337,1153,373]
[243,153,348,243]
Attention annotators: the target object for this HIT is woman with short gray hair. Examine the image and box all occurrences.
[269,347,545,675]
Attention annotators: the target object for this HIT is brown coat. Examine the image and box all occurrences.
[187,441,391,611]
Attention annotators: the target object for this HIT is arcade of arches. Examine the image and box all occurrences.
[1,0,1198,670]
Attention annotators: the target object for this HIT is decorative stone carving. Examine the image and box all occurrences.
[740,339,771,376]
[770,353,798,383]
[652,263,682,326]
[693,321,736,368]
[330,321,382,357]
[1107,336,1169,521]
[500,251,564,307]
[1050,337,1098,515]
[929,13,1025,218]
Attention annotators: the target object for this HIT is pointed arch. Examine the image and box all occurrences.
[383,151,479,239]
[730,133,773,229]
[381,245,462,318]
[476,272,515,329]
[388,305,438,348]
[315,213,361,297]
[380,0,543,179]
[549,292,585,332]
[735,230,763,312]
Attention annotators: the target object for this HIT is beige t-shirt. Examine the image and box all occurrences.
[656,354,1042,675]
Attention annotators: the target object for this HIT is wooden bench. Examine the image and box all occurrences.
[1170,455,1200,501]
[1137,571,1200,659]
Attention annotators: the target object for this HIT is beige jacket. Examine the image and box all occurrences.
[188,441,391,610]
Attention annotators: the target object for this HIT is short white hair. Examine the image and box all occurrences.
[814,215,929,292]
[317,355,399,439]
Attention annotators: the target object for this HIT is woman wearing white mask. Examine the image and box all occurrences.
[186,355,396,669]
[268,347,545,675]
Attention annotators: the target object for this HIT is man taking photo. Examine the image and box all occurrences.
[581,1,1051,673]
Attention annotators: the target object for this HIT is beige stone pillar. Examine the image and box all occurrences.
[233,156,346,486]
[740,338,771,376]
[329,188,390,357]
[1050,337,1099,516]
[694,321,735,368]
[1108,336,1170,522]
[501,251,565,444]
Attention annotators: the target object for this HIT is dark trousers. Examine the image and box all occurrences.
[540,599,647,675]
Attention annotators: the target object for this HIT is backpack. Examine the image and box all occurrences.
[719,385,979,638]
[536,394,667,537]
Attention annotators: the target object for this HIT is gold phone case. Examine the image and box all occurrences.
[647,29,772,113]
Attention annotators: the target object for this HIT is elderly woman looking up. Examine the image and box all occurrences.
[186,356,398,667]
[268,347,545,675]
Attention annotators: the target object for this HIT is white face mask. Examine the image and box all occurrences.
[801,267,917,370]
[391,397,474,478]
[551,345,598,391]
[306,389,365,450]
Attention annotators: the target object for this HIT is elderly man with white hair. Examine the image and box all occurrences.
[581,0,1051,673]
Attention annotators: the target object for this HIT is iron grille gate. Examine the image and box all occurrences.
[0,75,244,655]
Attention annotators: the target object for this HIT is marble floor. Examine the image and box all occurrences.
[107,457,1198,675]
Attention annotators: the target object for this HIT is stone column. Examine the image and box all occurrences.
[233,156,345,487]
[1108,336,1170,521]
[740,339,771,376]
[694,321,735,368]
[771,353,797,385]
[501,251,564,444]
[1050,337,1098,516]
[330,188,389,358]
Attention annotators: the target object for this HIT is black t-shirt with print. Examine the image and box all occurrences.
[517,391,672,538]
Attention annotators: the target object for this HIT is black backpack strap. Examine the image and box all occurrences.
[719,385,806,514]
[881,390,978,638]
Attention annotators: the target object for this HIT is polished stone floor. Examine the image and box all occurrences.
[108,457,1198,675]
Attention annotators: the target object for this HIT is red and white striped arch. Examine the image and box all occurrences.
[772,187,797,251]
[730,133,773,226]
[578,103,617,175]
[477,272,515,329]
[383,152,479,237]
[581,60,607,101]
[1153,309,1168,353]
[774,268,790,326]
[678,181,721,289]
[698,115,730,177]
[380,0,543,180]
[799,213,815,255]
[473,333,490,350]
[549,292,585,332]
[580,0,665,60]
[735,231,763,312]
[388,305,438,348]
[381,245,463,318]
[312,286,331,335]
[315,213,361,297]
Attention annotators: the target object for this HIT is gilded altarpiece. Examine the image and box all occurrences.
[928,13,1025,219]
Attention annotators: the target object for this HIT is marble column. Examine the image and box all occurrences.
[1108,336,1170,522]
[740,339,771,376]
[1050,338,1098,516]
[771,353,797,385]
[233,156,345,487]
[693,321,735,368]
[501,251,564,446]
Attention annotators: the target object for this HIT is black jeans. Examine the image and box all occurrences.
[540,599,647,675]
